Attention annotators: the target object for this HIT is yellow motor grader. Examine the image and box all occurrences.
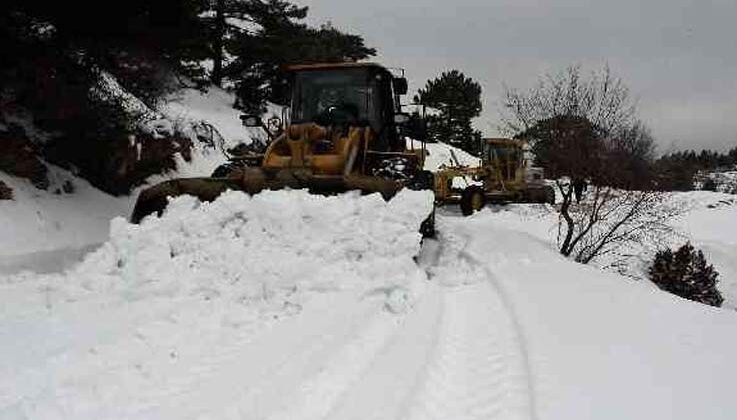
[131,62,435,235]
[433,138,555,215]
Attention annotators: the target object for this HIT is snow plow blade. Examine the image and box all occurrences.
[130,169,403,223]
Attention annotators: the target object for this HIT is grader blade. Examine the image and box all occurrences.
[130,171,405,224]
[130,178,241,223]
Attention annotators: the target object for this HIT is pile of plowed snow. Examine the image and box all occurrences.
[3,189,433,316]
[0,189,433,419]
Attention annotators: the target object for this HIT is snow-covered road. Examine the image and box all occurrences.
[0,224,534,419]
[3,190,737,420]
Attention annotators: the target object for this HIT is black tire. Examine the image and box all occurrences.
[460,185,486,216]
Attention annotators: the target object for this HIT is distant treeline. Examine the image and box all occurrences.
[655,146,737,191]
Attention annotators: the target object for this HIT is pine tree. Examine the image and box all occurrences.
[221,1,376,113]
[648,242,723,307]
[414,70,483,155]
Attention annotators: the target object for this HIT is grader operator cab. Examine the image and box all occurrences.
[131,62,434,234]
[434,138,555,216]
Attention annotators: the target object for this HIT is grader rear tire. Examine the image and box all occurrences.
[460,186,486,216]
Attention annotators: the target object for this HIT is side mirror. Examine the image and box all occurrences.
[240,114,262,127]
[393,77,408,95]
[394,112,410,124]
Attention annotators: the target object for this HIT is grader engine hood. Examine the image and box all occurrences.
[258,122,372,177]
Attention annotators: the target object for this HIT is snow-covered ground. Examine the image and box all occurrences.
[0,169,130,264]
[3,87,737,419]
[2,189,737,419]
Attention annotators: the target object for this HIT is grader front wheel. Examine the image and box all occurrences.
[460,186,486,216]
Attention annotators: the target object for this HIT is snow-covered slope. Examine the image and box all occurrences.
[672,192,737,304]
[443,213,737,420]
[0,86,251,268]
[407,139,481,171]
[694,167,737,194]
[0,169,130,264]
[469,191,737,306]
[162,87,256,146]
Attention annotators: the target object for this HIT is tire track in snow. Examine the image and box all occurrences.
[406,227,536,420]
[124,293,408,420]
[263,283,443,420]
[7,293,387,419]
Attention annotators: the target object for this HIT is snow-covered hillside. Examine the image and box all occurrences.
[0,86,249,268]
[477,191,737,307]
[673,192,737,304]
[694,167,737,194]
[0,169,130,272]
[407,139,481,171]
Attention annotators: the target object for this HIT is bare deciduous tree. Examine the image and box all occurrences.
[502,65,676,265]
[558,186,679,266]
[502,64,636,136]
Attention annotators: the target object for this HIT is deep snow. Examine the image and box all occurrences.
[3,190,737,419]
[0,189,434,419]
[443,213,737,420]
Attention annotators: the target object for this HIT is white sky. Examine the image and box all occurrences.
[298,0,737,153]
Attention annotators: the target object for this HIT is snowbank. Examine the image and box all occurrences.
[72,189,432,307]
[3,189,433,311]
[0,189,433,419]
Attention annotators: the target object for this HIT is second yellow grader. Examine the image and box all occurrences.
[433,138,555,216]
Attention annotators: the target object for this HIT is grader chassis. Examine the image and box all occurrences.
[433,138,555,215]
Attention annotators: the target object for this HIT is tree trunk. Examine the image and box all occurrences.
[557,182,575,256]
[211,0,225,86]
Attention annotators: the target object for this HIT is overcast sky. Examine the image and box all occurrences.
[298,0,737,152]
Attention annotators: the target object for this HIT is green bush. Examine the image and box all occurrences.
[648,242,723,307]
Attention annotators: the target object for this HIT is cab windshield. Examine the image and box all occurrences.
[486,144,521,180]
[291,68,382,128]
